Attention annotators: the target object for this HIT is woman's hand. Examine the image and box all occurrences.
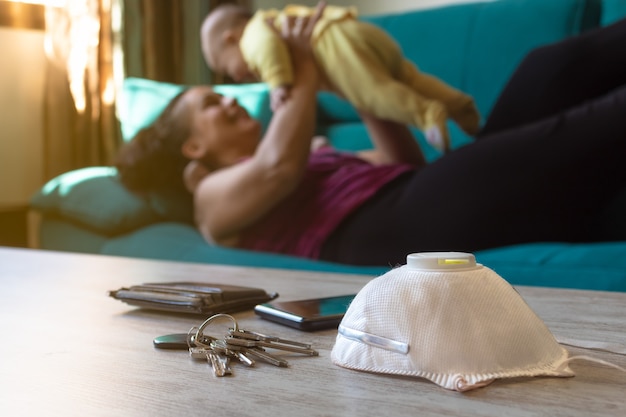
[271,85,292,111]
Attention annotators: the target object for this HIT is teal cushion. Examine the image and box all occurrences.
[31,167,161,235]
[118,78,272,141]
[31,167,194,235]
[601,0,626,25]
[118,78,185,142]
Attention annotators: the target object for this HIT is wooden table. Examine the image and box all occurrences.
[0,248,624,417]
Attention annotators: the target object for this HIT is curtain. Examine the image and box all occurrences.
[41,0,250,181]
[43,0,121,180]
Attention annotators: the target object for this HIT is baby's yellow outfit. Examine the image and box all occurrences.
[239,5,480,150]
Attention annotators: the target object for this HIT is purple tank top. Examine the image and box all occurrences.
[237,148,413,259]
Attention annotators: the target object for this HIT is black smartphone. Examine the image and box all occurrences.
[254,294,356,331]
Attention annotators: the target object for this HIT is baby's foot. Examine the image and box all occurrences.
[424,104,450,152]
[449,96,481,136]
[425,125,451,153]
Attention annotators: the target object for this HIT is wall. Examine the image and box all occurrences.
[0,26,45,207]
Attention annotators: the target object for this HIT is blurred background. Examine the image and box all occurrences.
[0,0,473,246]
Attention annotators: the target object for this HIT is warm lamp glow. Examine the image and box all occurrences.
[45,0,104,114]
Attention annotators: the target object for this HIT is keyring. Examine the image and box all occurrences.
[186,326,201,349]
[193,313,239,348]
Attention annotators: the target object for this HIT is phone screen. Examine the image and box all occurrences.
[254,294,356,331]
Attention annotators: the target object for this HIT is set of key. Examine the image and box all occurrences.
[191,328,319,376]
[154,313,319,377]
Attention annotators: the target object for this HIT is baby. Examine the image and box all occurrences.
[200,3,481,152]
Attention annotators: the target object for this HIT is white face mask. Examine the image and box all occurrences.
[332,252,578,391]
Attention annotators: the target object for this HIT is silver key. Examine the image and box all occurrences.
[225,336,319,356]
[231,350,255,367]
[229,329,313,349]
[209,350,232,377]
[222,339,289,367]
[189,347,232,377]
[211,339,255,367]
[239,346,290,367]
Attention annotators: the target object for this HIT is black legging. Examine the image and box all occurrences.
[321,18,626,267]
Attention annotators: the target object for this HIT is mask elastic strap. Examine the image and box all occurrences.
[555,354,626,374]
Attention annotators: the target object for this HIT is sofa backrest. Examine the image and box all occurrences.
[601,0,626,25]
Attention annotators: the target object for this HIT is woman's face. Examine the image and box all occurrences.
[179,86,261,168]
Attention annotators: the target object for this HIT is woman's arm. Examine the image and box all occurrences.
[356,110,426,168]
[194,5,325,246]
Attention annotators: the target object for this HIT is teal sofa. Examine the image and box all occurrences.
[31,0,626,291]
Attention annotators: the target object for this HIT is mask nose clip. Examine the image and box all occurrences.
[406,252,481,272]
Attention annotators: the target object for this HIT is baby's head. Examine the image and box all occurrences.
[201,4,256,83]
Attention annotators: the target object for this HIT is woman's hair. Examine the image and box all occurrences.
[115,89,191,194]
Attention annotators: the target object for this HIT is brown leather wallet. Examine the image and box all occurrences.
[109,281,279,315]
